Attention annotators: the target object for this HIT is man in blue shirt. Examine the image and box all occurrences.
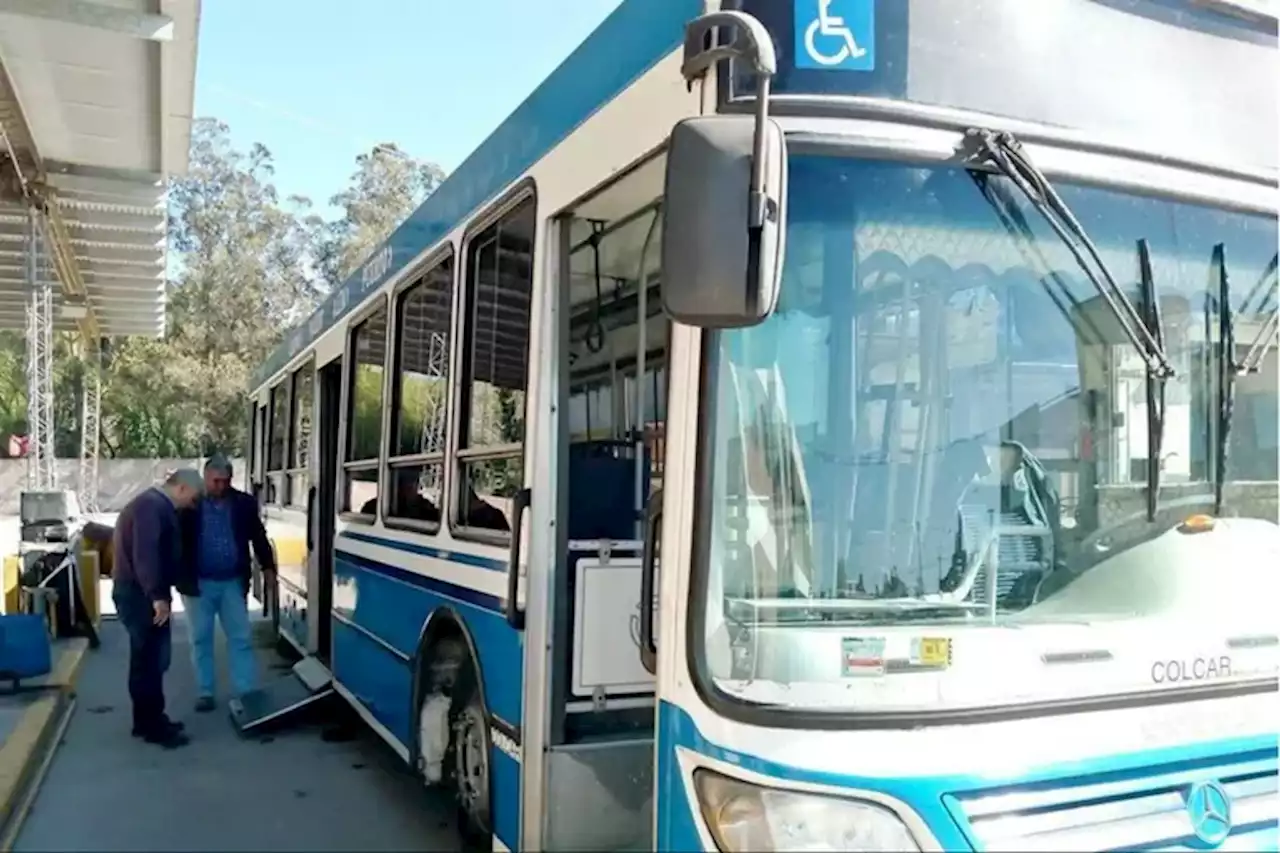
[175,454,276,712]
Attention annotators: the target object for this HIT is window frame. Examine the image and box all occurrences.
[450,181,538,545]
[384,244,457,534]
[248,399,266,497]
[265,380,290,506]
[340,294,392,523]
[285,358,316,509]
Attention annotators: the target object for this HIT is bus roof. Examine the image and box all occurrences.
[251,0,702,389]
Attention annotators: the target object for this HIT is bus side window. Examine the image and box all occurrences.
[248,402,264,489]
[456,194,537,538]
[286,363,314,509]
[386,252,455,531]
[343,301,389,520]
[265,383,289,505]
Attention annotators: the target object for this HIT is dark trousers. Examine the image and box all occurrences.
[112,583,171,734]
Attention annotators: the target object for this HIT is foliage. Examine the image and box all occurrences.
[348,364,386,461]
[0,118,444,458]
[394,372,447,455]
[316,143,446,287]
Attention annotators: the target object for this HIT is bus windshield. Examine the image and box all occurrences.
[696,154,1280,715]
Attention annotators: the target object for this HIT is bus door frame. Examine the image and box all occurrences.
[308,356,343,662]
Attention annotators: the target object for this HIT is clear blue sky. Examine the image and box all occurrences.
[194,0,625,216]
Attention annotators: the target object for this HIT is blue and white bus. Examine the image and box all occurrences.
[246,1,1279,850]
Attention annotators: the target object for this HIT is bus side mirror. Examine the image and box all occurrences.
[660,114,787,328]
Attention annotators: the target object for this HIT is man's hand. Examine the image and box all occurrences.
[152,600,171,626]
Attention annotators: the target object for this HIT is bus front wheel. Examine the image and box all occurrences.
[444,669,492,850]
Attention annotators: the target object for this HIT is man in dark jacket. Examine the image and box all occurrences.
[176,454,276,712]
[113,468,203,748]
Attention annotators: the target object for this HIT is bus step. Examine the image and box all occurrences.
[229,655,336,735]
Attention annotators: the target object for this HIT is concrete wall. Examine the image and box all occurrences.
[0,458,247,514]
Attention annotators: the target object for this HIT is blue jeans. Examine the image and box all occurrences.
[183,577,256,699]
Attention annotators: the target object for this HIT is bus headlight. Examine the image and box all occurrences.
[693,768,922,852]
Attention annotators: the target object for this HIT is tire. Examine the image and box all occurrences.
[445,668,492,852]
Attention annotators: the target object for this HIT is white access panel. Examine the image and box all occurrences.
[571,554,659,697]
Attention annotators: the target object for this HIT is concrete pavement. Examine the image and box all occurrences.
[14,616,459,852]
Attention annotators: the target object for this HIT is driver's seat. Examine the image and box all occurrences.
[943,441,1059,608]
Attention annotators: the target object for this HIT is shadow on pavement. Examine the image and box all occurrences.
[14,615,459,852]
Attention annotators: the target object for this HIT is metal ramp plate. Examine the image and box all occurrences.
[229,656,335,735]
[292,655,332,692]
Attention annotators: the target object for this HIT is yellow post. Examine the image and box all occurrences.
[2,555,19,615]
[76,546,101,628]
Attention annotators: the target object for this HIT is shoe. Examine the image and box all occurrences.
[142,729,190,749]
[194,696,217,713]
[132,719,185,738]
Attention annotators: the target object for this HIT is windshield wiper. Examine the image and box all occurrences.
[1137,239,1167,522]
[969,173,1110,349]
[965,129,1176,380]
[1212,244,1235,516]
[1216,251,1278,515]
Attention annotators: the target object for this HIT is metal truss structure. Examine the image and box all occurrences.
[0,0,200,511]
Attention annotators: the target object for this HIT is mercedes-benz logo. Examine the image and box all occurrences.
[1186,780,1232,847]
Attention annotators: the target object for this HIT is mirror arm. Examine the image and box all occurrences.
[748,76,774,229]
[680,11,777,230]
[681,11,777,83]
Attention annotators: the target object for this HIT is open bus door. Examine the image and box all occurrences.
[310,357,342,662]
[231,359,342,736]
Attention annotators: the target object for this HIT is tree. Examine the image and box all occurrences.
[99,337,203,457]
[0,332,27,444]
[103,117,331,456]
[53,117,331,459]
[396,371,448,454]
[167,118,326,358]
[0,122,449,460]
[316,143,445,287]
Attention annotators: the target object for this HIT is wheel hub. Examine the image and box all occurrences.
[453,705,489,822]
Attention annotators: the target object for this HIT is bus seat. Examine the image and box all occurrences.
[943,441,1059,608]
[567,441,651,541]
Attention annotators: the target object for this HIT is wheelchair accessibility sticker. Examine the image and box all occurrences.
[794,0,875,71]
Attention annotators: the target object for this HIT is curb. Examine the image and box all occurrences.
[0,638,91,852]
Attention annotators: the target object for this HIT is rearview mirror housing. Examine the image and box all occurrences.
[660,114,788,328]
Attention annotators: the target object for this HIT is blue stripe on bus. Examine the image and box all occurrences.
[332,551,525,735]
[334,547,505,614]
[254,0,703,385]
[339,529,507,572]
[331,618,416,745]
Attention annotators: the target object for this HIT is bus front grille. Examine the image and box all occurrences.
[949,748,1277,851]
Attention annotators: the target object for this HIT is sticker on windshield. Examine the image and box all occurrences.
[842,637,886,677]
[910,637,953,669]
[794,0,876,72]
